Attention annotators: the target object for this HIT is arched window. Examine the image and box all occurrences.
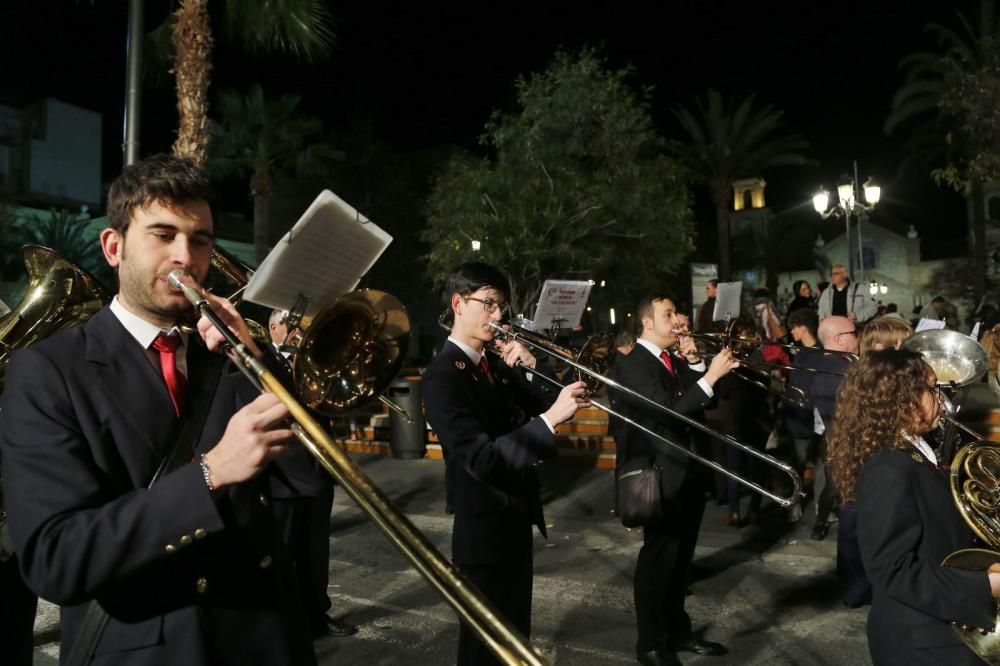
[743,189,754,210]
[862,246,877,270]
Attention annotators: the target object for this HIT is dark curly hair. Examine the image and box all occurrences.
[826,349,934,502]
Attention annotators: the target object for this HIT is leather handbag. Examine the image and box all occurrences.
[616,457,663,528]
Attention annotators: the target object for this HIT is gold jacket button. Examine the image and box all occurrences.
[196,577,208,594]
[164,544,177,554]
[259,555,273,569]
[259,494,269,507]
[194,528,208,540]
[179,534,193,546]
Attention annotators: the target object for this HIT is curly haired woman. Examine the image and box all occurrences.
[827,350,1000,665]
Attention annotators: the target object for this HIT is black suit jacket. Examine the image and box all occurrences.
[858,447,995,665]
[0,307,313,666]
[421,341,556,565]
[609,344,712,500]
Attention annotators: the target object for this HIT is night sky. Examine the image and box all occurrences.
[0,0,970,259]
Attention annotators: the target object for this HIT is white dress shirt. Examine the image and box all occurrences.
[634,338,713,398]
[110,296,188,378]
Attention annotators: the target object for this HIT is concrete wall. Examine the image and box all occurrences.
[25,99,102,207]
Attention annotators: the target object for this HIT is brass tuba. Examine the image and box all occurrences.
[208,247,411,417]
[0,245,110,390]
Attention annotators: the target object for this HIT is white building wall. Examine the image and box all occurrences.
[27,99,102,206]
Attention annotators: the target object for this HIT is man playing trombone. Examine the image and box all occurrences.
[609,295,739,666]
[422,262,588,666]
[0,154,315,665]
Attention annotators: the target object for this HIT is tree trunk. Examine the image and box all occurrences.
[970,178,987,304]
[715,196,731,281]
[171,0,213,166]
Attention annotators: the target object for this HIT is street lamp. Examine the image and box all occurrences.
[813,163,881,285]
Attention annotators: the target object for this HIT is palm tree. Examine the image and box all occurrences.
[10,209,114,289]
[158,0,335,165]
[884,0,1000,302]
[208,84,341,263]
[672,90,810,281]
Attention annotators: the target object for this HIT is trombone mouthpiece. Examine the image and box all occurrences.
[167,269,191,291]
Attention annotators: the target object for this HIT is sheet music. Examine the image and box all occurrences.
[714,281,742,321]
[244,190,392,315]
[915,317,946,333]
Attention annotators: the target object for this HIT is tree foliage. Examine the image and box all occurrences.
[671,90,811,282]
[423,49,695,315]
[885,0,1000,301]
[207,83,340,263]
[152,0,336,165]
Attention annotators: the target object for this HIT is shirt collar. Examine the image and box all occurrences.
[905,434,938,466]
[635,338,664,358]
[447,336,483,365]
[110,295,187,351]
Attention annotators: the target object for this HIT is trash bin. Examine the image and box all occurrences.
[387,376,426,459]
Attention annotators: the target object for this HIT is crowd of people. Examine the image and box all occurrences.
[1,152,998,666]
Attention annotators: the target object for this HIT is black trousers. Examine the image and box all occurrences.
[456,550,533,665]
[272,483,335,627]
[0,555,38,666]
[634,472,706,653]
[837,503,872,607]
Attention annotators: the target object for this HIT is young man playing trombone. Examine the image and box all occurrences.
[0,154,314,665]
[422,262,588,665]
[609,295,738,666]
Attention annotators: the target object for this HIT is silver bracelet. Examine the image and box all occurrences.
[199,453,215,492]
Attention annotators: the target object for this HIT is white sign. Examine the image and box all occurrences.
[714,281,743,321]
[532,280,593,331]
[689,262,718,319]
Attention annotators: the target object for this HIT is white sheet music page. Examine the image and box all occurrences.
[243,190,393,316]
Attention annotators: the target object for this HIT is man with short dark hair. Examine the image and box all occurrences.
[0,154,315,665]
[421,262,588,666]
[610,295,738,666]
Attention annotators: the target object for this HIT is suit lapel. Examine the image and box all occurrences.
[442,341,511,434]
[85,308,179,461]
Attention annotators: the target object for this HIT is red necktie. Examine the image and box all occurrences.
[479,356,494,384]
[659,350,676,377]
[152,333,186,416]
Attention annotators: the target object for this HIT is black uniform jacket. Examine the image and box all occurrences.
[609,344,712,501]
[0,307,313,666]
[858,447,995,666]
[421,340,557,565]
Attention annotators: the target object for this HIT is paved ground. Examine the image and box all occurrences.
[30,452,871,665]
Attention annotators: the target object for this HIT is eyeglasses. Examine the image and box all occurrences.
[464,296,510,316]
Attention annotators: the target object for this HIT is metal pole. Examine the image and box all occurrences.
[122,0,144,166]
[853,160,864,286]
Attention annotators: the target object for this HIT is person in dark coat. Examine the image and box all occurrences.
[609,295,739,666]
[421,262,587,666]
[827,350,1000,666]
[786,280,817,316]
[0,154,315,665]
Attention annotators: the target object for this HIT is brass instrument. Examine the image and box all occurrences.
[0,246,111,534]
[485,321,803,508]
[0,246,110,389]
[677,320,816,409]
[208,247,414,423]
[169,271,548,666]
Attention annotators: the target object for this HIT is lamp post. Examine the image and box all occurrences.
[812,161,881,285]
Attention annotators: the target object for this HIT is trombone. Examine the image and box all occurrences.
[169,271,549,666]
[486,322,803,508]
[673,320,819,409]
